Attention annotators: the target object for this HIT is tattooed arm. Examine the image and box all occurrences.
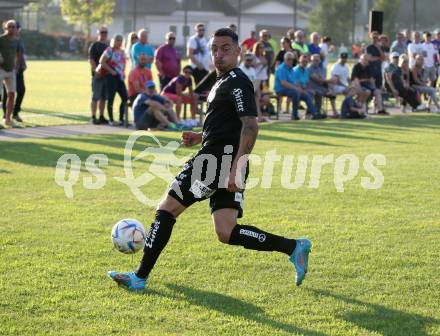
[227,116,259,192]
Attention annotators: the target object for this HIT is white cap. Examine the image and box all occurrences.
[390,51,400,58]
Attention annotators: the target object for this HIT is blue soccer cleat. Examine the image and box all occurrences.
[289,238,312,286]
[107,271,147,291]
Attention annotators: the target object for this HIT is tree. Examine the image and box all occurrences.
[60,0,115,39]
[373,0,401,38]
[308,0,355,45]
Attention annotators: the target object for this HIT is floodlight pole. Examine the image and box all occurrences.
[238,0,242,38]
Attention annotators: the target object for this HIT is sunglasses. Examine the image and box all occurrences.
[100,31,108,34]
[7,25,16,28]
[184,71,193,75]
[168,37,176,40]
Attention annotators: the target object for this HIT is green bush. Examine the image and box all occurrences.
[20,30,58,57]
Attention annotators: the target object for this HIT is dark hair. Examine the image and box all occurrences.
[213,28,238,44]
[183,65,193,72]
[281,37,291,45]
[424,31,431,37]
[322,36,331,43]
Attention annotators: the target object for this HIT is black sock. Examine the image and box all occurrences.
[228,224,296,256]
[135,210,176,279]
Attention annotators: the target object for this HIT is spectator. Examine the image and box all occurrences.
[351,54,386,114]
[88,26,109,125]
[341,87,368,119]
[268,33,280,58]
[402,29,411,44]
[307,54,337,116]
[0,19,20,127]
[2,21,25,122]
[161,65,198,121]
[308,32,322,61]
[131,29,154,69]
[241,30,257,52]
[408,31,424,68]
[384,52,421,111]
[330,52,351,95]
[411,54,440,112]
[432,29,440,52]
[155,32,181,89]
[366,31,385,89]
[422,32,437,88]
[252,41,268,92]
[227,24,237,33]
[339,43,348,55]
[319,36,332,73]
[258,29,274,83]
[127,53,153,104]
[99,34,128,126]
[391,32,407,56]
[239,52,267,122]
[274,51,300,120]
[187,23,211,84]
[292,30,309,56]
[286,29,295,43]
[292,54,324,119]
[133,80,179,130]
[380,34,391,71]
[274,37,296,69]
[125,32,138,69]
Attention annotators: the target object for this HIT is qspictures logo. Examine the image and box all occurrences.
[54,131,386,207]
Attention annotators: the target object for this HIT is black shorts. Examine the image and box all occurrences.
[168,144,247,218]
[135,109,159,130]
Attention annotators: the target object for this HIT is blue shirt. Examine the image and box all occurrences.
[293,65,310,88]
[131,42,155,68]
[133,93,165,122]
[308,43,321,56]
[274,62,295,93]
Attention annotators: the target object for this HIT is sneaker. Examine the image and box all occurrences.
[99,116,109,124]
[289,238,312,286]
[430,106,439,113]
[415,104,426,112]
[4,119,22,128]
[91,117,99,125]
[377,110,389,115]
[107,271,147,291]
[13,115,23,122]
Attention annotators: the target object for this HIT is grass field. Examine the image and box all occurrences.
[1,61,440,335]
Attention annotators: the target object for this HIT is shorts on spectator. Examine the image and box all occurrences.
[0,69,16,93]
[423,66,437,82]
[163,92,193,104]
[135,109,159,130]
[91,76,107,101]
[334,85,347,94]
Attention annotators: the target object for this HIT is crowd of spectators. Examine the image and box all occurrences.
[85,24,440,130]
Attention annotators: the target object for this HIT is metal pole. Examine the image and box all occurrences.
[412,0,416,32]
[238,0,242,38]
[351,0,356,44]
[184,0,188,55]
[133,0,137,31]
[293,0,297,29]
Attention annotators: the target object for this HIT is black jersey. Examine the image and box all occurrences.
[202,68,257,148]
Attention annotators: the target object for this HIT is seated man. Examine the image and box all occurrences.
[274,51,301,120]
[351,54,387,114]
[133,80,180,130]
[330,52,351,95]
[292,54,325,119]
[127,54,153,104]
[161,65,198,121]
[307,53,337,116]
[385,52,421,110]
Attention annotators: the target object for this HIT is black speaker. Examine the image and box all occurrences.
[369,10,383,34]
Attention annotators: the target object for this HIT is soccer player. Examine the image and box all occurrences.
[108,28,312,291]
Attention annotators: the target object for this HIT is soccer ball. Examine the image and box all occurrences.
[111,219,146,254]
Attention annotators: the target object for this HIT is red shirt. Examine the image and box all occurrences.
[155,44,181,78]
[128,66,153,97]
[241,38,257,51]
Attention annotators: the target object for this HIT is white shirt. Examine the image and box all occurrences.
[408,42,425,68]
[331,62,349,86]
[422,42,437,68]
[187,34,211,71]
[254,56,268,81]
[319,42,329,68]
[239,64,257,84]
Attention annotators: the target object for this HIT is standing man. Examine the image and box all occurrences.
[422,32,438,89]
[258,30,274,84]
[408,31,424,69]
[366,31,385,89]
[2,21,25,122]
[390,32,407,56]
[155,32,181,90]
[132,29,155,69]
[88,26,109,124]
[108,28,312,291]
[240,30,257,52]
[187,23,211,84]
[0,19,20,128]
